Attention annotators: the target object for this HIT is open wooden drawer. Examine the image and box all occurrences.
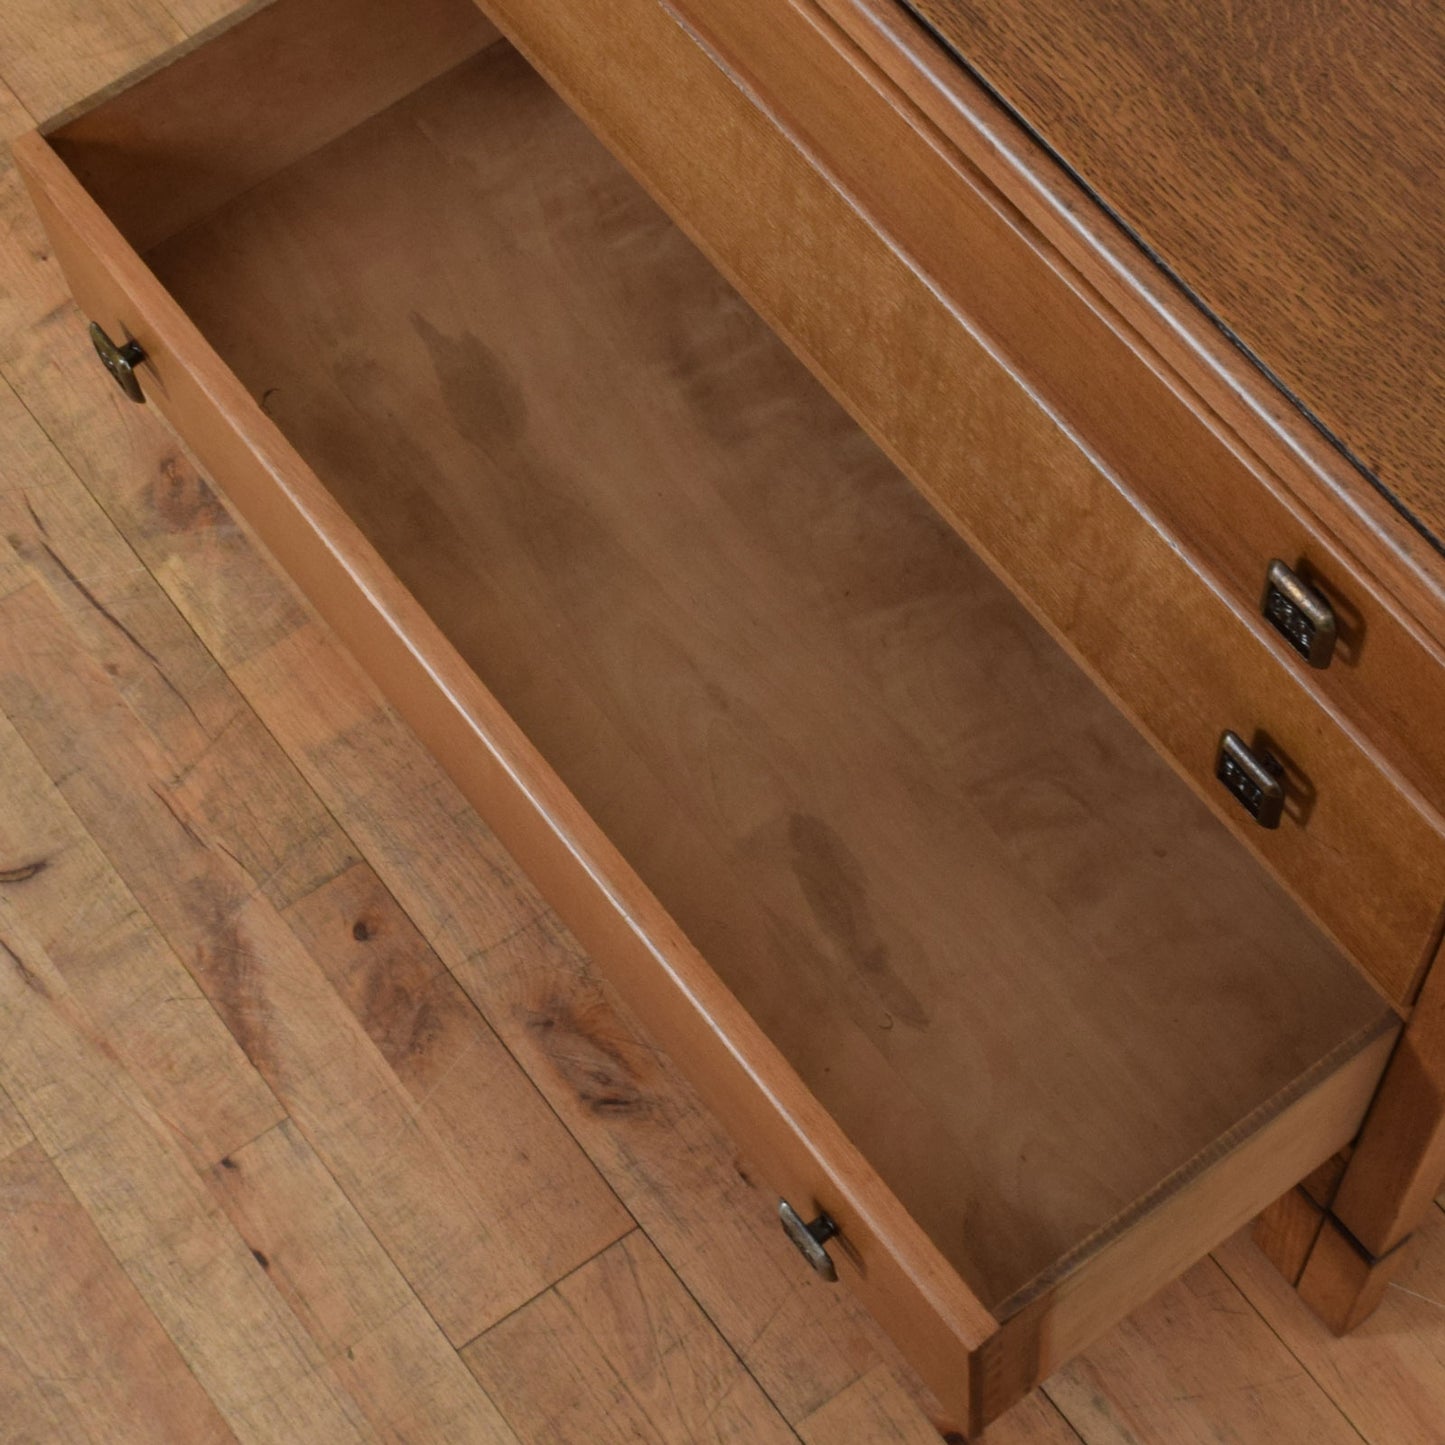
[14,0,1403,1433]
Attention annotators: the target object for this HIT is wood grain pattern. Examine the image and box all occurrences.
[463,1231,798,1444]
[975,1025,1395,1421]
[0,565,632,1346]
[0,74,31,135]
[162,0,258,33]
[0,698,284,1171]
[1251,1186,1327,1287]
[906,0,1445,562]
[0,0,182,121]
[16,14,1421,1421]
[141,41,1392,1324]
[0,1083,31,1161]
[802,1367,962,1445]
[799,1364,1075,1444]
[11,235,1417,1435]
[0,909,364,1442]
[206,1119,522,1441]
[1217,1214,1445,1445]
[0,317,634,1353]
[0,388,288,1168]
[15,73,1012,1438]
[47,0,499,251]
[5,0,1444,1438]
[1,300,934,1434]
[1327,937,1445,1258]
[37,0,1445,1003]
[1297,1219,1409,1337]
[813,0,1445,832]
[0,143,952,1436]
[0,1340,71,1444]
[1044,1251,1363,1445]
[0,1140,234,1444]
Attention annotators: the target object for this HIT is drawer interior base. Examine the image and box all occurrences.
[125,35,1392,1315]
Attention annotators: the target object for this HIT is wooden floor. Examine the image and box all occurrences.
[0,3,1442,1442]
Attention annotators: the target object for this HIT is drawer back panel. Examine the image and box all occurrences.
[46,0,497,252]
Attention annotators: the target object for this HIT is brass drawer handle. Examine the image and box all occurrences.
[89,321,147,403]
[779,1199,840,1281]
[1263,560,1336,668]
[1216,731,1285,829]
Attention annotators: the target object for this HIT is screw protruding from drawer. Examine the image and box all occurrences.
[89,321,147,404]
[779,1198,840,1282]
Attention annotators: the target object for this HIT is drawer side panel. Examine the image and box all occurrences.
[13,125,998,1436]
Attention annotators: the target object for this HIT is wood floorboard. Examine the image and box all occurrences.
[0,429,633,1346]
[163,0,265,36]
[0,904,367,1442]
[0,1140,236,1444]
[205,1118,522,1441]
[800,1365,1081,1445]
[0,690,287,1171]
[0,1,1437,1441]
[462,1231,801,1444]
[1215,1212,1445,1445]
[0,1082,33,1161]
[1042,1252,1365,1445]
[0,0,183,124]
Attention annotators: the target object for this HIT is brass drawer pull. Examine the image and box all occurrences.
[89,320,147,403]
[779,1199,840,1281]
[1263,560,1336,668]
[1216,731,1285,829]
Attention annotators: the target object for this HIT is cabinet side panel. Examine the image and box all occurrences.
[1331,931,1445,1256]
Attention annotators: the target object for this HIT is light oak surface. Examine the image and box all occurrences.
[1,2,1443,1443]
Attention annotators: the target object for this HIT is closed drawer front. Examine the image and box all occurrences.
[816,0,1445,846]
[466,0,1445,1004]
[13,0,1407,1434]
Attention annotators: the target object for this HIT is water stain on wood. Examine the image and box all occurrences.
[787,812,929,1030]
[411,312,528,450]
[360,968,445,1064]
